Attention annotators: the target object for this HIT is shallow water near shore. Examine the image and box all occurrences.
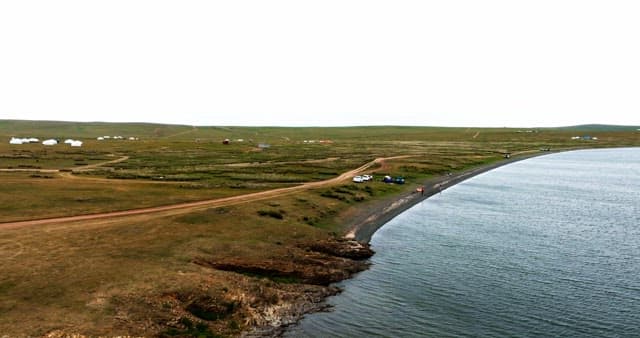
[287,148,640,337]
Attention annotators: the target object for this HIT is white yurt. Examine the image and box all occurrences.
[42,139,58,146]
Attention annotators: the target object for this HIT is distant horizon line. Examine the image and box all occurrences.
[2,118,639,129]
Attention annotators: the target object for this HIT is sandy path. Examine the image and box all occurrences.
[56,171,186,185]
[1,156,140,184]
[164,126,198,138]
[224,157,340,167]
[0,168,59,173]
[71,155,130,171]
[0,156,130,174]
[57,156,185,185]
[0,156,406,230]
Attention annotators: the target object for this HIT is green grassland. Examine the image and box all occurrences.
[2,118,638,234]
[0,120,639,336]
[2,122,638,223]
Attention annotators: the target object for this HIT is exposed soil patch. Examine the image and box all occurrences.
[194,240,370,286]
[95,265,346,337]
[168,238,375,335]
[302,238,374,260]
[104,286,244,337]
[184,295,239,321]
[240,284,341,337]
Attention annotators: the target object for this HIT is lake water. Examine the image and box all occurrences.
[287,148,640,337]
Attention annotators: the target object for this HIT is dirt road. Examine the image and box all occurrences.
[0,156,408,230]
[0,156,130,174]
[71,156,130,171]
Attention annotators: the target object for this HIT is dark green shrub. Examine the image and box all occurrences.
[257,209,284,219]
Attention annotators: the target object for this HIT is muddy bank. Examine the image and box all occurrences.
[194,239,373,286]
[237,240,374,337]
[192,238,373,337]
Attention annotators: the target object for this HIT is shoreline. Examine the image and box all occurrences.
[278,146,640,338]
[250,151,557,337]
[345,151,555,244]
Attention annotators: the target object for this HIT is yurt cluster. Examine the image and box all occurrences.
[9,137,83,147]
[9,135,139,147]
[96,135,138,141]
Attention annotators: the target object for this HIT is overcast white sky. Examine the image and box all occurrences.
[1,1,639,127]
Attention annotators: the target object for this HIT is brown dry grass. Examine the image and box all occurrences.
[0,190,347,336]
[0,172,266,223]
[1,122,639,336]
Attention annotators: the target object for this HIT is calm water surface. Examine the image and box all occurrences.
[288,148,640,337]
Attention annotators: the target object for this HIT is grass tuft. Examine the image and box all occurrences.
[257,209,284,219]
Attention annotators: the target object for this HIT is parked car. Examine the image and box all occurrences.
[362,174,373,181]
[383,175,393,183]
[394,176,405,184]
[352,175,364,183]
